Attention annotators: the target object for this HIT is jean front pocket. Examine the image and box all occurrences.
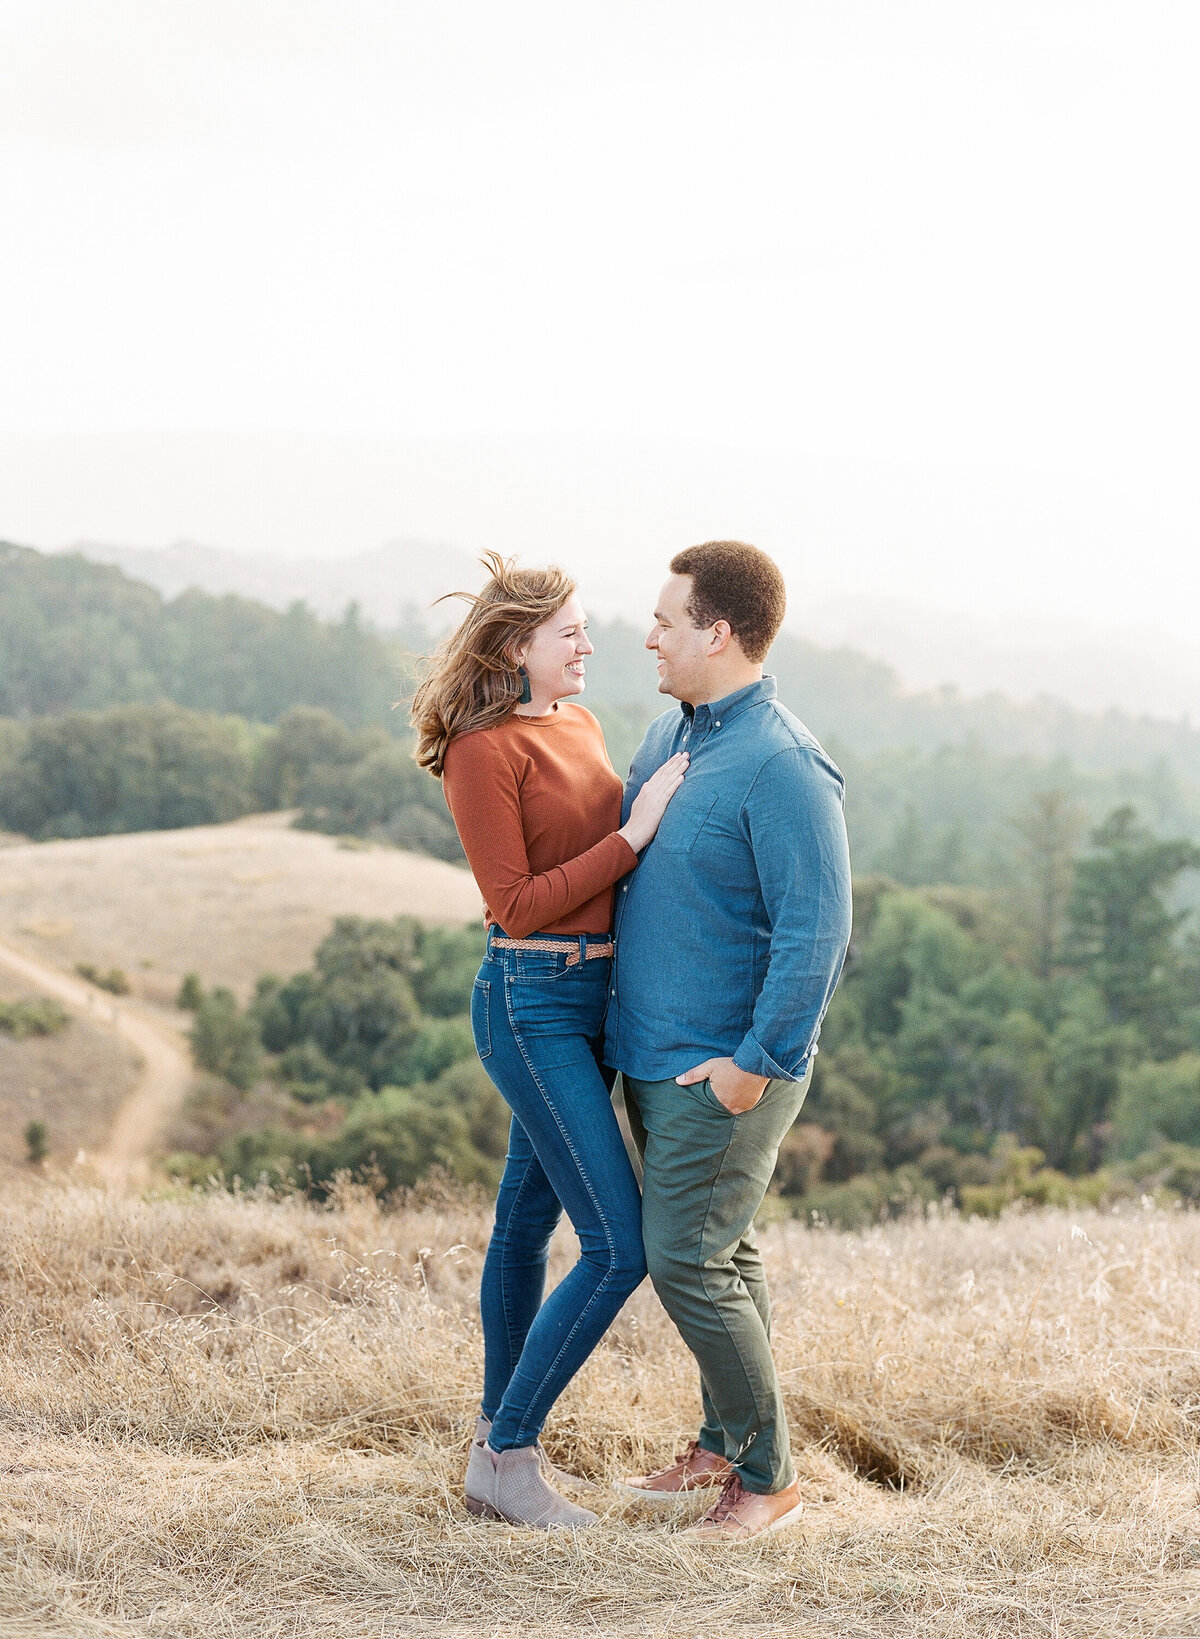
[505,960,608,1044]
[512,949,570,982]
[471,977,492,1059]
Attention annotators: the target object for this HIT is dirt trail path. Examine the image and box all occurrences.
[0,938,191,1185]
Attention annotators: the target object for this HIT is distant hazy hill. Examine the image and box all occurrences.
[6,540,1200,888]
[0,541,405,726]
[9,539,1200,787]
[65,535,1200,722]
[66,538,484,630]
[804,594,1200,726]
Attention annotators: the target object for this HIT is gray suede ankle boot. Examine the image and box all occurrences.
[472,1415,596,1493]
[464,1440,599,1529]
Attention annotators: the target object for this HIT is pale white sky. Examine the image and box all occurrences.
[1,1,1198,648]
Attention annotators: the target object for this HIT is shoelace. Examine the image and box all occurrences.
[704,1473,748,1524]
[646,1439,702,1480]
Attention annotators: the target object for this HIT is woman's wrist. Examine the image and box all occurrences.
[617,821,646,855]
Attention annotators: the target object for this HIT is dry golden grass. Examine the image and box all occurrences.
[3,1183,1199,1637]
[0,813,481,1004]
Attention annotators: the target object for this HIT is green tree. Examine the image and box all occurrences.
[255,917,425,1088]
[0,544,407,729]
[1037,980,1138,1169]
[253,706,368,808]
[411,925,485,1017]
[425,1056,509,1166]
[296,741,463,862]
[1066,806,1200,1048]
[1009,788,1086,978]
[0,702,256,838]
[189,988,263,1091]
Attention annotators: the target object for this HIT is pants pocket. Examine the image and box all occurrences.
[691,1077,734,1116]
[471,978,492,1059]
[693,1076,781,1118]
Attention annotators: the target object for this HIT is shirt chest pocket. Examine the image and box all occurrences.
[654,792,758,886]
[652,789,721,854]
[691,805,759,889]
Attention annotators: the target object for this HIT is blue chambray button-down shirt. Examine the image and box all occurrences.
[604,676,852,1084]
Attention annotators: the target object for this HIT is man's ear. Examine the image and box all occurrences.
[708,620,734,656]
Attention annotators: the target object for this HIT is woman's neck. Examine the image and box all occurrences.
[514,694,562,719]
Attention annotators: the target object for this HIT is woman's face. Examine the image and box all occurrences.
[516,592,594,709]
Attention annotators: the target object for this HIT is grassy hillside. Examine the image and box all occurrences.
[0,812,480,1004]
[0,977,139,1168]
[3,1180,1198,1637]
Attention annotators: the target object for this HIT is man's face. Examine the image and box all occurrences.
[646,574,712,702]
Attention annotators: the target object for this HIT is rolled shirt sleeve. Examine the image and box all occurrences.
[731,746,853,1081]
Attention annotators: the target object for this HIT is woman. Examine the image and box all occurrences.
[412,553,686,1530]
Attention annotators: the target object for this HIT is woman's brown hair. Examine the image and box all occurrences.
[410,552,576,776]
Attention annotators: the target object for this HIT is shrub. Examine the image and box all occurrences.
[23,1119,49,1164]
[189,989,263,1091]
[424,1056,509,1165]
[771,1123,837,1197]
[1121,1142,1200,1204]
[1110,1054,1200,1157]
[75,964,131,996]
[796,1168,938,1231]
[296,1086,499,1195]
[0,998,69,1038]
[176,972,204,1011]
[411,925,484,1018]
[379,1017,476,1088]
[295,741,464,863]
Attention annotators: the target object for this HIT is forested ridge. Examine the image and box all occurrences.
[6,542,1200,1221]
[5,541,1200,882]
[0,542,401,726]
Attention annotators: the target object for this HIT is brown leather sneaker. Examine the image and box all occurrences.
[681,1473,804,1540]
[618,1440,733,1501]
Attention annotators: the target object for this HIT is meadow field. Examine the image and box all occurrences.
[0,812,480,1005]
[3,1179,1199,1639]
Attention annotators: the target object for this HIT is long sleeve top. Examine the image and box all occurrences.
[604,676,853,1082]
[441,702,637,939]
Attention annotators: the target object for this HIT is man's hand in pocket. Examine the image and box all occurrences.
[675,1057,770,1114]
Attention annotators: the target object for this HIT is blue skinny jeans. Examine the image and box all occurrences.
[471,929,645,1451]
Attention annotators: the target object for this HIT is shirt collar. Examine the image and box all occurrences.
[681,674,777,730]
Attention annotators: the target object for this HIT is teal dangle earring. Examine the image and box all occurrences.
[517,666,532,705]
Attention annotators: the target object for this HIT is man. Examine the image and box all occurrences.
[605,541,852,1541]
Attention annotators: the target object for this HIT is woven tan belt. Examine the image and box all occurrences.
[489,936,614,967]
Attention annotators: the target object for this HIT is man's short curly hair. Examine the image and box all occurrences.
[669,541,786,664]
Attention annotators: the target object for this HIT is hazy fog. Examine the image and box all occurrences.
[2,2,1198,705]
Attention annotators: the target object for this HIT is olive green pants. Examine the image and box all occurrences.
[621,1067,812,1495]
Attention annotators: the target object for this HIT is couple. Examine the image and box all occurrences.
[412,540,852,1542]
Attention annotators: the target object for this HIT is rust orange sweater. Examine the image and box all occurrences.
[441,703,637,939]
